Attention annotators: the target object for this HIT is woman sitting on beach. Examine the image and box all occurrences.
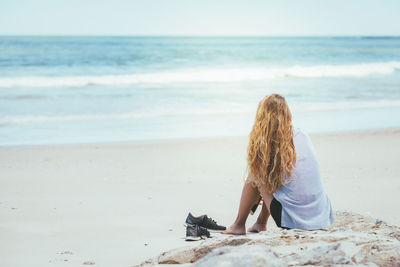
[223,94,334,234]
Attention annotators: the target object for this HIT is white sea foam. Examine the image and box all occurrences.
[0,109,249,125]
[2,100,400,125]
[1,62,400,88]
[290,100,400,112]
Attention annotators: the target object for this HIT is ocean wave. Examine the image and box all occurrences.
[0,109,249,125]
[2,100,400,125]
[1,62,400,88]
[290,100,400,112]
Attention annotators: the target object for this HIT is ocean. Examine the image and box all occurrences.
[1,36,400,146]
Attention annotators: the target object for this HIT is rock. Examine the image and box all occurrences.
[286,243,351,265]
[193,245,284,267]
[157,237,251,264]
[158,246,196,264]
[137,211,400,266]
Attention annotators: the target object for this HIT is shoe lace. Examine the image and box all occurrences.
[198,225,210,237]
[206,216,217,225]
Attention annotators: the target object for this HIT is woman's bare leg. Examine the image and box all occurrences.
[222,182,260,235]
[248,201,270,233]
[247,183,274,232]
[257,185,274,213]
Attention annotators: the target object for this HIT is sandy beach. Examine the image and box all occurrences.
[2,2,400,266]
[1,129,399,266]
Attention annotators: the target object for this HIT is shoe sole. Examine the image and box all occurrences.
[185,223,225,233]
[185,236,202,241]
[207,229,226,233]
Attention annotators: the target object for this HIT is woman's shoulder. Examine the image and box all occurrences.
[293,127,308,139]
[293,127,314,149]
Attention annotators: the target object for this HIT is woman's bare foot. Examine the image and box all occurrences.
[247,222,267,233]
[221,224,246,235]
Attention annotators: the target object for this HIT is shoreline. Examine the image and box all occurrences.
[1,128,399,266]
[1,127,399,149]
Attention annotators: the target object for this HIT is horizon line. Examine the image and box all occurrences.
[1,34,400,38]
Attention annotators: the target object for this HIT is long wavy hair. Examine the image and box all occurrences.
[247,94,296,193]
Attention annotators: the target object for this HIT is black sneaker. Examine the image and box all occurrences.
[185,212,226,231]
[185,224,210,241]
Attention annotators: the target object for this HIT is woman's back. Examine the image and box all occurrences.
[273,128,335,230]
[223,95,334,235]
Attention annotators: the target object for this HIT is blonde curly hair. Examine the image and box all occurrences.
[247,94,296,193]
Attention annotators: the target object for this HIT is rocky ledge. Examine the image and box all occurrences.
[137,211,400,266]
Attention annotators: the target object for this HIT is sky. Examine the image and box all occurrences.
[0,0,399,36]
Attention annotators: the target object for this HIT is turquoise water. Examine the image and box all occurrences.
[1,36,400,145]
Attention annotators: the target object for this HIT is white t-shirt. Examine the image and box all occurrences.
[273,128,335,230]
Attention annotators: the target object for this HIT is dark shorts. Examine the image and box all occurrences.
[270,197,291,230]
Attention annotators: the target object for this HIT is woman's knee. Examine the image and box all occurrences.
[257,185,274,210]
